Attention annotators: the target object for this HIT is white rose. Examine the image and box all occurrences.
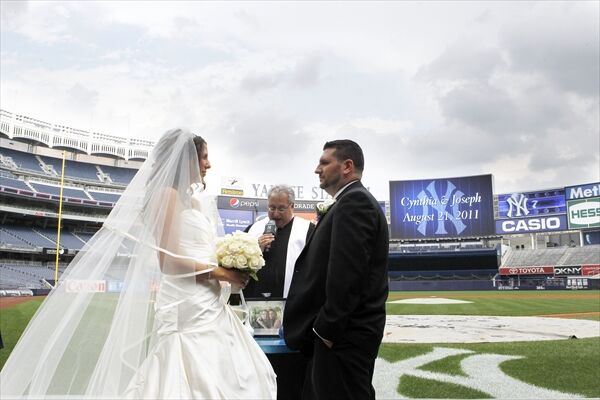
[214,231,264,274]
[221,255,234,268]
[234,255,248,268]
[248,256,261,268]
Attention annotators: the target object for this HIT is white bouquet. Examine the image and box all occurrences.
[216,231,265,280]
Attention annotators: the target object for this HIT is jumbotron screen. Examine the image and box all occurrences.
[389,174,495,240]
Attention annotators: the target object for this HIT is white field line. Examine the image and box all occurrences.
[374,347,581,399]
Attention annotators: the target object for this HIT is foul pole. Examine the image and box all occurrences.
[54,150,67,284]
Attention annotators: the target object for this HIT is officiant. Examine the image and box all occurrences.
[244,184,315,299]
[245,184,315,400]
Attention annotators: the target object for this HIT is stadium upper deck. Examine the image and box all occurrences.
[1,109,154,161]
[1,109,598,290]
[1,109,151,209]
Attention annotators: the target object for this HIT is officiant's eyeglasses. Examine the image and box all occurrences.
[268,204,292,213]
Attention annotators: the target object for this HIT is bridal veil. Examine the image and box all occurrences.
[0,129,219,398]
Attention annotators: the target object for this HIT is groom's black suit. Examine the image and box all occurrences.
[284,181,389,400]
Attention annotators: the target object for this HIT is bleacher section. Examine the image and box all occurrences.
[39,155,101,182]
[1,225,56,248]
[560,245,600,265]
[0,263,54,289]
[1,146,138,187]
[88,191,121,203]
[387,247,500,291]
[0,147,41,172]
[389,248,499,274]
[29,182,89,199]
[36,229,86,250]
[1,176,31,191]
[501,245,600,267]
[74,232,95,243]
[0,227,34,249]
[0,266,38,288]
[1,225,90,250]
[99,165,137,185]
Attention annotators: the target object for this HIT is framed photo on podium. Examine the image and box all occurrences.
[246,298,285,337]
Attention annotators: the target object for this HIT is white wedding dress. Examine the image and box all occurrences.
[124,208,277,399]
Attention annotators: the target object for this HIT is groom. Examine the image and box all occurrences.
[284,140,389,400]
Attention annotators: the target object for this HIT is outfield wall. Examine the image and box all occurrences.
[389,277,599,291]
[390,280,495,291]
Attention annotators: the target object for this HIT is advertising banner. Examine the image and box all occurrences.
[497,189,566,219]
[582,265,600,277]
[107,281,125,293]
[65,279,106,293]
[389,174,494,239]
[218,209,254,234]
[567,198,600,229]
[565,182,600,200]
[217,196,266,211]
[495,215,568,234]
[42,247,66,255]
[499,266,554,275]
[221,176,244,196]
[566,278,588,289]
[553,266,582,276]
[217,196,318,215]
[294,200,320,213]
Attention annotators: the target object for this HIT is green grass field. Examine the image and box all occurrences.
[1,290,599,398]
[381,290,600,398]
[386,290,600,316]
[0,297,45,368]
[379,338,600,398]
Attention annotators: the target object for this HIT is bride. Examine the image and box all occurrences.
[0,129,277,399]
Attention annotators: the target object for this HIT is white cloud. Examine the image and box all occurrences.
[1,1,598,201]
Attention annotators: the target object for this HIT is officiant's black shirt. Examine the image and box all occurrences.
[244,218,314,299]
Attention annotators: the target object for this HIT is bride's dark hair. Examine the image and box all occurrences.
[147,129,207,188]
[193,135,207,154]
[144,129,208,213]
[193,135,207,189]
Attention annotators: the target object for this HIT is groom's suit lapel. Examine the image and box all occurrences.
[302,181,363,249]
[303,201,336,248]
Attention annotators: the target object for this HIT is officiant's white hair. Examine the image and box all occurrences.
[268,184,295,204]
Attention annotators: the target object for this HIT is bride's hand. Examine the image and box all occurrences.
[210,267,250,288]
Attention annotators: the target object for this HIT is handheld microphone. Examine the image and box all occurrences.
[263,220,277,252]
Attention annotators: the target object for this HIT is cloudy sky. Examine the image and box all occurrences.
[1,1,598,200]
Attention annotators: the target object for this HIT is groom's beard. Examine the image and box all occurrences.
[319,172,342,194]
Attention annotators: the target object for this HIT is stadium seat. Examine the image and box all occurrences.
[0,147,43,173]
[29,183,90,200]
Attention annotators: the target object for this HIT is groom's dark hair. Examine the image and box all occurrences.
[323,140,364,174]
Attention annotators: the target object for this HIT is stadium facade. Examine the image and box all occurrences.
[1,109,598,292]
